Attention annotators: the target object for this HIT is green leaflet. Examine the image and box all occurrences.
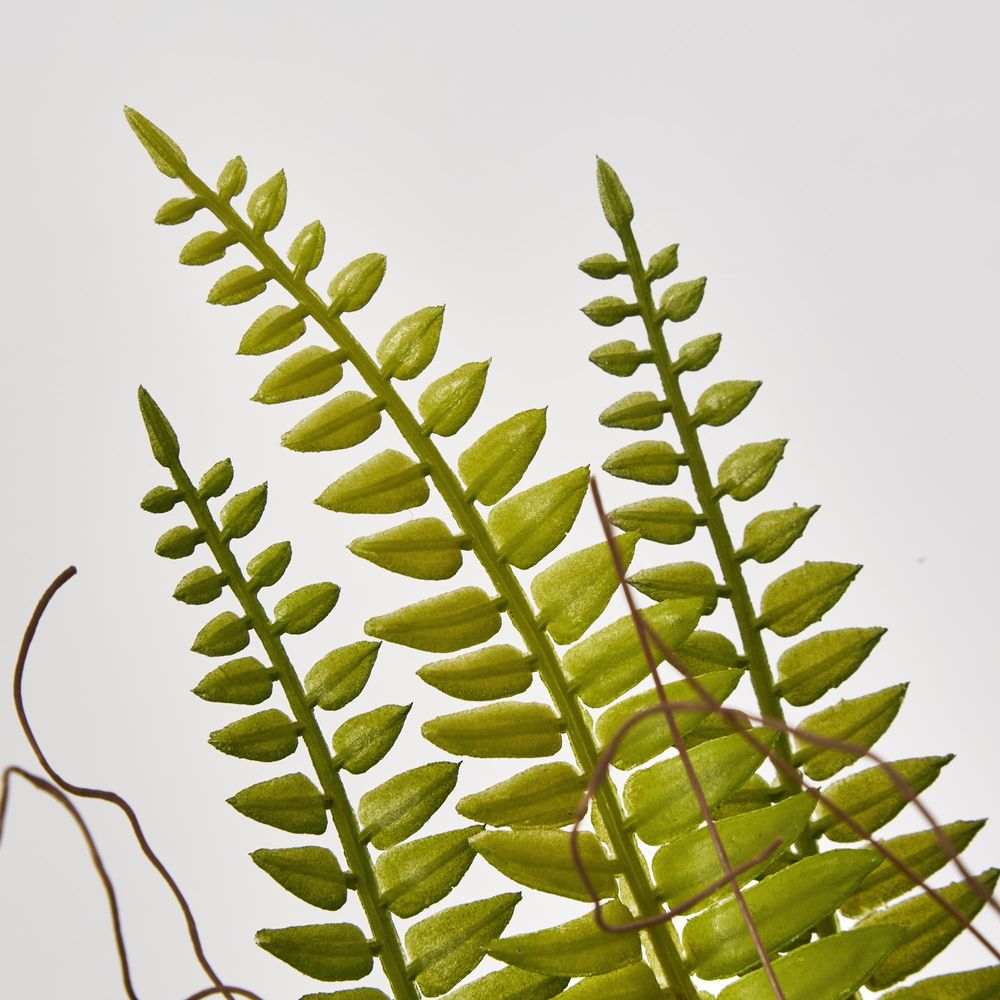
[487,467,590,569]
[418,645,535,701]
[817,755,954,843]
[858,869,1000,989]
[377,305,445,379]
[715,926,904,1000]
[458,409,547,505]
[247,541,293,590]
[180,229,237,266]
[209,708,300,762]
[125,107,187,176]
[141,484,182,513]
[220,483,268,540]
[287,219,326,274]
[194,656,274,705]
[444,966,567,1000]
[596,158,634,234]
[682,848,881,979]
[531,532,639,645]
[488,900,640,976]
[647,243,680,280]
[653,793,817,913]
[658,276,706,322]
[199,458,234,497]
[691,379,760,427]
[599,391,665,431]
[349,518,462,580]
[776,626,886,706]
[758,561,861,637]
[255,923,374,981]
[607,497,701,545]
[227,772,328,835]
[328,253,387,313]
[155,195,202,225]
[332,704,410,774]
[156,524,204,558]
[588,339,646,377]
[842,819,986,917]
[594,669,743,770]
[579,253,627,280]
[208,265,268,306]
[317,450,430,515]
[882,966,1000,1000]
[624,728,777,845]
[676,332,721,372]
[253,346,344,404]
[628,560,721,614]
[562,598,703,707]
[274,582,340,634]
[192,611,250,656]
[423,702,563,758]
[282,391,383,452]
[301,991,388,1000]
[457,762,586,828]
[174,565,225,605]
[736,505,819,564]
[304,641,380,711]
[406,893,520,997]
[794,683,908,779]
[239,304,309,355]
[418,361,490,437]
[582,295,638,327]
[247,170,287,233]
[375,826,482,919]
[675,629,741,675]
[717,439,787,502]
[251,846,348,911]
[560,963,662,1000]
[365,587,503,653]
[602,440,682,485]
[357,761,459,849]
[471,828,618,901]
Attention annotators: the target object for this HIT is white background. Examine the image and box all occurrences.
[1,2,998,997]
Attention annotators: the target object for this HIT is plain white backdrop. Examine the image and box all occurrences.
[2,2,998,997]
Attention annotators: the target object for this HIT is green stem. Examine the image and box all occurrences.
[168,459,419,1000]
[176,167,701,1000]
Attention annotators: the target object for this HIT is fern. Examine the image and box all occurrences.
[136,387,524,998]
[579,159,998,996]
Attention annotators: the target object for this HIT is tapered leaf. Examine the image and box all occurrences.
[174,566,225,605]
[488,900,640,976]
[588,339,645,376]
[332,704,409,774]
[304,641,380,711]
[676,629,741,674]
[647,242,679,280]
[198,458,234,497]
[776,627,886,706]
[842,819,986,917]
[375,826,482,918]
[560,964,662,1000]
[194,656,273,705]
[192,611,250,656]
[124,107,186,177]
[582,295,636,327]
[653,793,817,912]
[377,305,445,379]
[795,683,907,779]
[445,966,567,1000]
[459,409,547,505]
[247,541,293,590]
[683,849,881,979]
[717,439,787,501]
[407,893,520,996]
[328,253,386,313]
[156,524,203,558]
[418,645,534,701]
[760,561,862,637]
[228,773,328,834]
[715,926,904,1000]
[317,449,429,515]
[882,966,1000,1000]
[141,484,182,513]
[607,497,700,545]
[239,304,308,356]
[419,361,490,437]
[220,483,268,540]
[208,265,268,306]
[659,277,706,322]
[602,440,682,485]
[288,220,326,274]
[737,505,819,564]
[274,582,340,635]
[471,828,618,901]
[282,391,383,452]
[253,346,344,403]
[859,869,1000,989]
[595,159,634,234]
[563,598,703,707]
[531,532,638,645]
[179,229,237,266]
[624,729,777,845]
[423,702,563,758]
[676,332,722,372]
[817,755,954,842]
[301,991,387,1000]
[251,846,347,911]
[457,762,586,828]
[357,761,459,849]
[598,391,664,431]
[215,156,247,199]
[255,923,373,981]
[692,379,760,427]
[247,170,287,233]
[594,669,743,770]
[349,518,461,580]
[487,467,589,569]
[155,195,202,225]
[210,708,300,762]
[365,587,502,653]
[628,561,721,614]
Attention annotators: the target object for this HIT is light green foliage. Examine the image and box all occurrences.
[274,582,341,634]
[444,966,567,1000]
[692,380,761,427]
[560,963,662,999]
[209,708,300,762]
[283,391,384,452]
[456,762,586,828]
[418,361,490,436]
[737,504,819,564]
[628,560,721,613]
[588,339,646,376]
[758,561,861,637]
[255,923,374,980]
[192,610,250,656]
[882,966,1000,1000]
[776,626,886,705]
[349,519,463,580]
[332,704,410,773]
[227,773,328,834]
[194,656,273,705]
[458,409,547,504]
[377,306,445,379]
[676,331,721,371]
[716,439,787,501]
[422,702,563,758]
[417,645,534,701]
[607,496,701,544]
[247,540,293,590]
[254,346,344,403]
[328,253,387,314]
[603,439,682,484]
[304,642,381,711]
[599,390,664,430]
[239,304,308,355]
[358,762,460,849]
[365,588,503,653]
[251,847,348,911]
[317,450,430,515]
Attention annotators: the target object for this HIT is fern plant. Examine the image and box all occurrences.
[123,108,998,999]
